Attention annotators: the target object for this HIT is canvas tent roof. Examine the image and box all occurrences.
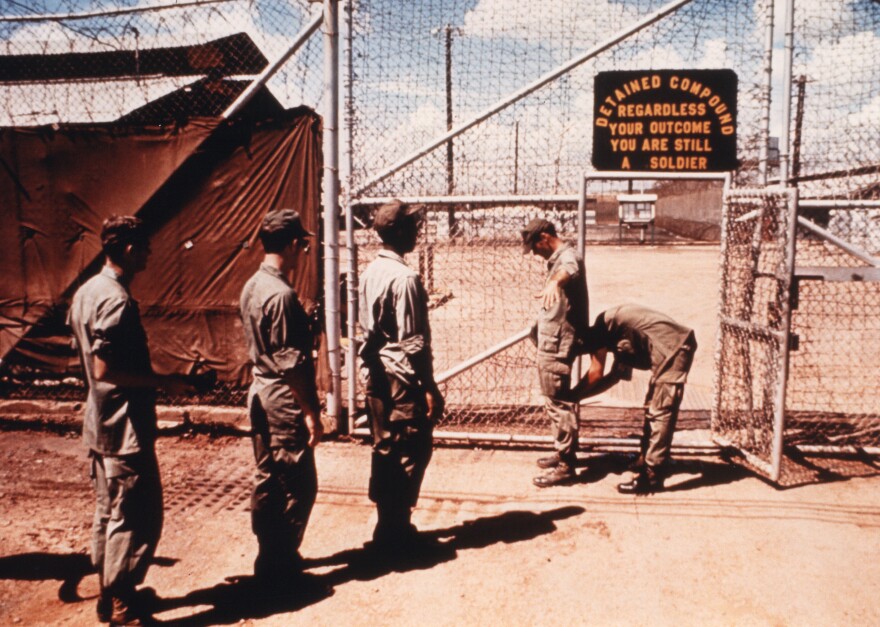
[0,34,324,387]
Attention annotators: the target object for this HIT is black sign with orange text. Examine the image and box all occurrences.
[592,69,738,172]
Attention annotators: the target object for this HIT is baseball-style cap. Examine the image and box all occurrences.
[520,217,556,253]
[261,208,313,240]
[372,199,424,231]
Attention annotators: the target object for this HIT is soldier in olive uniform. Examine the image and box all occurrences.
[568,304,697,494]
[69,215,193,625]
[521,218,589,488]
[240,209,323,580]
[359,200,444,549]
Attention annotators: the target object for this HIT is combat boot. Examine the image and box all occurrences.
[536,452,562,469]
[533,462,576,488]
[617,468,664,495]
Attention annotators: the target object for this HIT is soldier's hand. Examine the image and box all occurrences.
[305,412,324,448]
[536,280,561,310]
[426,387,445,421]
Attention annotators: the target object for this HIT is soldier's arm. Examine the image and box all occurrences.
[566,348,623,401]
[91,297,193,394]
[93,356,193,395]
[269,290,323,446]
[396,275,445,419]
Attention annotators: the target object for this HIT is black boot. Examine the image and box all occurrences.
[533,462,576,488]
[617,468,663,495]
[536,452,562,469]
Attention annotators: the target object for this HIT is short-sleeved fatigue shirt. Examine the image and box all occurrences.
[536,243,589,374]
[358,249,434,389]
[593,304,696,385]
[240,264,318,448]
[69,266,157,456]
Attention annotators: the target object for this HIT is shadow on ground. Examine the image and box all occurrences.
[0,552,91,602]
[571,453,750,492]
[153,506,584,625]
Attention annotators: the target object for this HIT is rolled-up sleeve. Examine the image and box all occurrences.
[264,290,311,376]
[90,297,128,360]
[393,275,433,383]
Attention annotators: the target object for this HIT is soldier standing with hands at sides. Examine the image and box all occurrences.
[567,304,697,494]
[522,218,589,488]
[240,209,323,581]
[69,215,194,626]
[359,200,444,551]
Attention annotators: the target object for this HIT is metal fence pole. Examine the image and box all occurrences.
[323,0,341,426]
[758,0,774,185]
[342,0,358,434]
[778,0,795,185]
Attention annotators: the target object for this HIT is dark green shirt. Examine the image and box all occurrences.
[593,304,696,384]
[536,244,589,373]
[69,266,157,455]
[240,264,318,448]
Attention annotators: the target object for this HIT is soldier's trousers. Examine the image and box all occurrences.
[90,449,163,597]
[365,368,433,520]
[250,400,317,570]
[538,366,578,463]
[641,345,694,472]
[641,382,685,471]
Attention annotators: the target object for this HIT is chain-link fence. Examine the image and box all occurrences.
[780,1,880,459]
[348,0,772,199]
[0,0,324,409]
[352,205,574,434]
[0,0,324,126]
[790,0,880,200]
[713,189,796,479]
[3,1,879,463]
[787,210,880,449]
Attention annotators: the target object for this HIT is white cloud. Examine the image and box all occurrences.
[463,0,635,42]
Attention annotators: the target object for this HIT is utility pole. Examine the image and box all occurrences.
[443,24,457,236]
[513,120,519,194]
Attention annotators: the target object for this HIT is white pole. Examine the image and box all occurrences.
[758,0,774,185]
[221,12,322,120]
[355,0,696,196]
[323,0,341,426]
[778,0,795,185]
[342,0,359,434]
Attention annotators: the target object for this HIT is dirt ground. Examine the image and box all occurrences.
[2,424,880,626]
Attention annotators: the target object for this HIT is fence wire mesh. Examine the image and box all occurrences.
[714,189,794,472]
[352,206,579,433]
[2,0,878,464]
[790,0,880,200]
[349,0,772,199]
[787,210,880,449]
[0,0,323,409]
[0,0,324,126]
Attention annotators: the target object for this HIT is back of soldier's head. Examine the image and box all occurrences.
[101,215,148,264]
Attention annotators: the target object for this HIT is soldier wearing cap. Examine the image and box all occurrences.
[568,304,697,494]
[240,208,323,580]
[521,218,589,487]
[69,215,194,625]
[358,199,444,549]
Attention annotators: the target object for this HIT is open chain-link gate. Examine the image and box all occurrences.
[713,188,798,481]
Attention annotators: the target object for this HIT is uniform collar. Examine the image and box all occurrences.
[259,262,290,283]
[99,264,128,287]
[547,242,570,267]
[377,249,408,265]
